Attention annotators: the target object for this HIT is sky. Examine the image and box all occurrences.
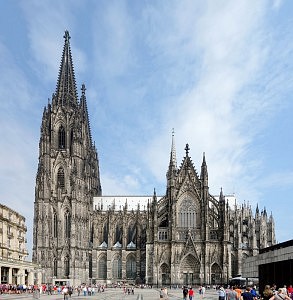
[0,0,293,258]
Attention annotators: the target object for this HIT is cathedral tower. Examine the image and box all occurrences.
[32,31,102,285]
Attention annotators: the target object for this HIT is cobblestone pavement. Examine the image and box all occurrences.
[0,288,219,300]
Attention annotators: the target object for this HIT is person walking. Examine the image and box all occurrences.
[227,286,238,300]
[269,288,291,300]
[262,285,274,300]
[62,286,69,300]
[218,287,226,300]
[183,286,189,300]
[188,287,194,300]
[241,287,255,300]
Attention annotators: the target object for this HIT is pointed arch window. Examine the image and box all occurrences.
[53,212,58,238]
[115,224,122,244]
[112,257,122,279]
[126,255,136,279]
[58,125,66,149]
[127,223,136,244]
[64,256,69,278]
[178,198,196,228]
[98,256,107,279]
[53,259,57,277]
[57,167,65,189]
[65,211,71,238]
[103,222,108,244]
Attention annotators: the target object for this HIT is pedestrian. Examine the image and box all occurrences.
[62,286,69,300]
[227,286,238,300]
[189,287,194,300]
[262,285,274,300]
[287,285,293,299]
[241,287,254,300]
[218,287,226,300]
[183,286,189,300]
[269,288,291,300]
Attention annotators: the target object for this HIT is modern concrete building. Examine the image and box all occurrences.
[243,239,293,292]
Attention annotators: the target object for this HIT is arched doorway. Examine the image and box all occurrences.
[211,263,222,285]
[160,263,170,286]
[180,254,200,285]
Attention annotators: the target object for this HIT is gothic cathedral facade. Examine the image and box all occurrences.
[33,32,275,286]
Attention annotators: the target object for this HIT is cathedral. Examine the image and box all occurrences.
[32,32,276,287]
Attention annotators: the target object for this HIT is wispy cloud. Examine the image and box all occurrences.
[21,0,88,84]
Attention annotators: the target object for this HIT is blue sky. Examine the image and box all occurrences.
[0,0,293,257]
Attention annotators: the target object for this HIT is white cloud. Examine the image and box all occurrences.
[21,0,88,84]
[92,1,136,78]
[139,1,278,203]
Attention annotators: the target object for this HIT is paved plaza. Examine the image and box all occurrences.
[0,288,219,300]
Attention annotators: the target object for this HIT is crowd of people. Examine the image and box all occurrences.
[176,284,293,300]
[218,284,293,300]
[0,283,107,297]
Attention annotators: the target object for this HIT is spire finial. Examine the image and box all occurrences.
[185,143,190,156]
[64,30,71,43]
[55,31,78,107]
[81,83,86,96]
[219,187,225,203]
[170,129,177,169]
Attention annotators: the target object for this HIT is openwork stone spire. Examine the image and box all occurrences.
[55,30,78,107]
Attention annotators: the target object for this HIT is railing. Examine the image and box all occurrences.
[176,229,202,241]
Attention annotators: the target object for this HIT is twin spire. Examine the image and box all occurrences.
[55,30,78,107]
[53,31,93,146]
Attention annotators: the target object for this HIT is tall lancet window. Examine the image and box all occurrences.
[112,256,122,279]
[103,222,108,244]
[57,167,65,189]
[127,223,136,244]
[115,224,122,244]
[64,256,69,277]
[53,212,58,238]
[178,198,197,228]
[53,259,57,277]
[58,125,66,149]
[65,211,71,238]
